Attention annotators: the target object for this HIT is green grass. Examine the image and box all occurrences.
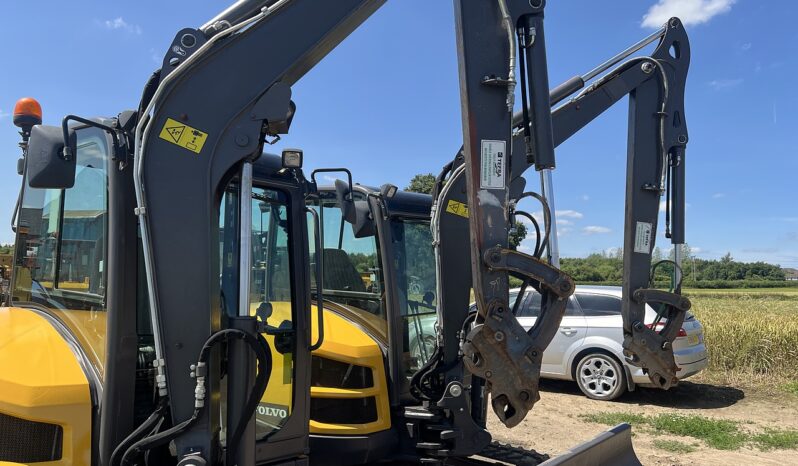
[580,412,647,426]
[652,439,697,454]
[648,414,745,450]
[581,412,798,451]
[752,429,798,451]
[781,382,798,395]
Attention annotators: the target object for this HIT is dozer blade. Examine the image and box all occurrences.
[539,424,642,466]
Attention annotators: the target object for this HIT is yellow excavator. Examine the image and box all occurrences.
[1,1,693,465]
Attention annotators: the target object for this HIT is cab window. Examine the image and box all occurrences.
[12,126,108,308]
[220,185,296,440]
[392,218,437,374]
[11,125,110,378]
[306,192,384,318]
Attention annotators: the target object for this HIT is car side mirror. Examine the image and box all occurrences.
[26,124,77,189]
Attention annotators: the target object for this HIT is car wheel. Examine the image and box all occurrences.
[575,352,627,401]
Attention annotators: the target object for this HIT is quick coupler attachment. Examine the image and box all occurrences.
[462,247,574,428]
[623,289,691,389]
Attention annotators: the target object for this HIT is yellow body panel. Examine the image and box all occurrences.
[309,305,391,435]
[48,309,106,380]
[255,301,391,436]
[0,307,92,465]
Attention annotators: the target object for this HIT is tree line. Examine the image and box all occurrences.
[561,248,789,288]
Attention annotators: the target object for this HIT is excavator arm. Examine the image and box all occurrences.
[422,11,691,459]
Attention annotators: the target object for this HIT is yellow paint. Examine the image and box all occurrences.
[254,301,391,436]
[309,304,391,435]
[0,306,92,465]
[446,199,469,218]
[255,301,295,425]
[48,309,107,380]
[158,117,208,154]
[38,280,90,292]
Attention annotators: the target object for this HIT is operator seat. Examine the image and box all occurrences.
[322,248,366,293]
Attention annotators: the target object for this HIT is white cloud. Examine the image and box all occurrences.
[150,48,162,66]
[103,17,142,35]
[582,226,612,235]
[581,194,590,201]
[0,110,9,119]
[519,209,583,226]
[740,42,752,51]
[711,192,725,199]
[557,210,584,219]
[708,78,743,91]
[641,0,735,28]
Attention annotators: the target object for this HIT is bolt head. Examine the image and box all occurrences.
[235,134,250,147]
[449,384,463,397]
[485,370,493,378]
[494,331,505,342]
[641,62,654,74]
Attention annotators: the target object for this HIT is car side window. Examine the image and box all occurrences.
[576,293,622,317]
[519,291,580,317]
[518,291,539,317]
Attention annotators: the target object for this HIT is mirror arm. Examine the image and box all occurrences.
[62,115,121,161]
[310,168,353,201]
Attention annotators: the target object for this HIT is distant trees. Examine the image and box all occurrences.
[405,173,436,195]
[0,244,12,254]
[560,248,787,286]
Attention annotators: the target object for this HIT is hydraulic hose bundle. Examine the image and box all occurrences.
[112,329,272,466]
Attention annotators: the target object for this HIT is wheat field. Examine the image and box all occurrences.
[685,289,798,388]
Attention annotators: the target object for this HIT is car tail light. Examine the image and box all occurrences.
[646,322,687,337]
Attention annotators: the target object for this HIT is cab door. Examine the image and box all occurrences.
[220,171,312,464]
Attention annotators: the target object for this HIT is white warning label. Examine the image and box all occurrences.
[480,140,506,190]
[634,221,653,254]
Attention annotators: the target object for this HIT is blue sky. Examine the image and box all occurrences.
[0,0,795,266]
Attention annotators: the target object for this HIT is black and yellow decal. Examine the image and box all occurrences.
[158,117,208,154]
[445,199,469,218]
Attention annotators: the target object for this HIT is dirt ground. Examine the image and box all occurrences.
[485,379,798,466]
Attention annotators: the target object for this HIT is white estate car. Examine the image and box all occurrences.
[509,285,708,400]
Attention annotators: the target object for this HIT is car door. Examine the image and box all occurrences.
[517,291,587,377]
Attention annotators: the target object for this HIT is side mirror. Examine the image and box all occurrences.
[334,179,356,224]
[351,200,376,238]
[26,125,77,189]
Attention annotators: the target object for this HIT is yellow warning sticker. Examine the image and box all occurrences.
[158,118,208,154]
[446,199,469,218]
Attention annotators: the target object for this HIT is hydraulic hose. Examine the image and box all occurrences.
[118,329,272,466]
[109,400,169,466]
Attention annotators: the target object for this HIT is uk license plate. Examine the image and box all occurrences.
[687,334,700,346]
